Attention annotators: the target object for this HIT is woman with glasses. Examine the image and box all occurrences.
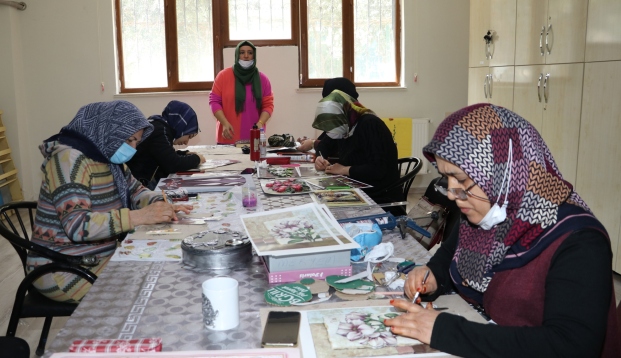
[384,104,619,357]
[127,100,205,190]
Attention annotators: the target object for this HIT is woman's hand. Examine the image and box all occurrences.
[296,139,315,152]
[325,163,350,176]
[384,299,441,344]
[220,121,234,140]
[404,266,438,300]
[197,154,206,164]
[173,204,194,215]
[315,156,330,171]
[129,201,177,226]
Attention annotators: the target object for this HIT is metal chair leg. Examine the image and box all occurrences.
[36,316,53,356]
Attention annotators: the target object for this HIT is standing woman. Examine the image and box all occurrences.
[209,40,274,144]
[28,101,191,303]
[127,100,206,190]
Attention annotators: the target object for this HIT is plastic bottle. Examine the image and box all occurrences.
[250,123,260,161]
[259,128,267,159]
[242,181,257,208]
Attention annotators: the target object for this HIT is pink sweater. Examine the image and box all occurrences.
[209,67,274,144]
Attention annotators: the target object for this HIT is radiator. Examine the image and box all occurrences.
[381,117,431,174]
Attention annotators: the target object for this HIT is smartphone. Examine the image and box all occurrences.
[240,168,255,175]
[261,311,301,348]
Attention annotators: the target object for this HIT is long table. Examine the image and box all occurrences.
[43,146,478,357]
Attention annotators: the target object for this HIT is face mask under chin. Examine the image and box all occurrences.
[238,59,254,69]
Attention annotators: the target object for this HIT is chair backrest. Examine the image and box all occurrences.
[0,201,38,273]
[396,157,423,200]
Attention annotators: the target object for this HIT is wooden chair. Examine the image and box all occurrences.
[0,201,97,356]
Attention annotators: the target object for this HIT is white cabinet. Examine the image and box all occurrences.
[468,66,514,110]
[469,0,516,68]
[513,63,583,184]
[576,61,621,272]
[585,0,621,62]
[515,0,588,65]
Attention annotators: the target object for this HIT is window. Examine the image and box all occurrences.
[300,0,401,88]
[115,0,399,93]
[115,0,296,93]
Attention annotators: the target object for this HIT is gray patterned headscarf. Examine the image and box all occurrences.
[57,101,153,207]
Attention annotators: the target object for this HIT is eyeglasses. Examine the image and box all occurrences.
[434,176,489,201]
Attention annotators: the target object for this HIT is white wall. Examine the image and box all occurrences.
[0,0,469,200]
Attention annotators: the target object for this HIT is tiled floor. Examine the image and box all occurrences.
[1,190,620,357]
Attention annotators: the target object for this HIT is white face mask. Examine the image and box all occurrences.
[477,139,512,230]
[238,59,254,69]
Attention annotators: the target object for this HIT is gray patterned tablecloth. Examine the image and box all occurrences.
[44,169,431,356]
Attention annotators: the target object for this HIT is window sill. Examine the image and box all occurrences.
[113,91,210,99]
[296,86,407,95]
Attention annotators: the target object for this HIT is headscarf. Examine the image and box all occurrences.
[233,40,262,114]
[322,77,359,99]
[312,90,374,139]
[423,103,599,302]
[44,101,153,207]
[149,100,199,139]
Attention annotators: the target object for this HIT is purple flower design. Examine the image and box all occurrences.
[335,311,398,349]
[271,219,320,244]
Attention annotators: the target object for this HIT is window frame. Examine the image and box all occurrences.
[114,0,400,93]
[299,0,402,89]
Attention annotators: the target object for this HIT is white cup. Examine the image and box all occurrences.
[201,277,239,330]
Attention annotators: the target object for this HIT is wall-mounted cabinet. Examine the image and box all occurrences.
[585,0,621,62]
[515,0,588,65]
[468,66,514,110]
[469,0,516,68]
[513,63,583,184]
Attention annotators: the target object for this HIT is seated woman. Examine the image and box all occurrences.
[127,100,206,190]
[384,104,620,357]
[27,101,192,303]
[311,80,401,207]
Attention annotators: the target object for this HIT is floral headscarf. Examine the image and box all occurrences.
[423,103,598,301]
[312,90,374,139]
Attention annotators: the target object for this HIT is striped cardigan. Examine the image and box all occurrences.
[27,141,162,269]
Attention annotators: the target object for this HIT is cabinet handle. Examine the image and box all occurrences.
[489,74,493,99]
[546,24,552,55]
[484,74,489,99]
[537,73,543,103]
[540,26,545,56]
[544,73,550,103]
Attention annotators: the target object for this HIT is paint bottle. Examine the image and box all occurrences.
[250,123,260,161]
[259,128,267,159]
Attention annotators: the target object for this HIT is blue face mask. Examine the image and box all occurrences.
[110,143,137,164]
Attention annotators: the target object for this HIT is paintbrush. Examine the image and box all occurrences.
[411,269,430,304]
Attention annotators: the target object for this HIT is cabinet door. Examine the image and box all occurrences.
[576,61,621,272]
[545,0,588,64]
[469,0,492,68]
[488,66,514,110]
[488,0,517,67]
[515,0,548,65]
[513,65,545,131]
[540,63,583,184]
[468,67,491,105]
[586,0,621,62]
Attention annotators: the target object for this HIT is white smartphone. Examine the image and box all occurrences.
[261,311,301,348]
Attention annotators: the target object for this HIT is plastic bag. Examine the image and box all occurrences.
[342,222,383,261]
